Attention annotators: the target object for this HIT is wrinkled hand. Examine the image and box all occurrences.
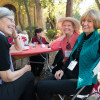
[12,28,18,38]
[60,34,66,40]
[24,65,31,72]
[55,70,64,80]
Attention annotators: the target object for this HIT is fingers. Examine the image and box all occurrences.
[55,70,63,80]
[12,28,17,36]
[24,65,31,71]
[60,34,66,40]
[59,73,63,79]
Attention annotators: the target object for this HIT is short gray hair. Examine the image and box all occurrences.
[0,7,14,19]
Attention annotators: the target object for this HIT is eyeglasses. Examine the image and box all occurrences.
[66,42,71,49]
[4,17,15,23]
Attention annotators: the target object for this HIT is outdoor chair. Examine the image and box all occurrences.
[29,52,52,76]
[58,61,100,100]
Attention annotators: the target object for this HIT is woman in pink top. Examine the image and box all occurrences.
[50,17,80,63]
[36,17,80,100]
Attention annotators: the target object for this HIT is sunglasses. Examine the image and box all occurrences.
[66,42,71,49]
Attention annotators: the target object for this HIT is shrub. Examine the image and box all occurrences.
[45,29,56,41]
[25,25,38,36]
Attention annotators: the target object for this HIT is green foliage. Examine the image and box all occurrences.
[41,0,66,31]
[41,0,66,16]
[57,30,61,34]
[97,0,100,3]
[25,25,38,36]
[73,1,82,20]
[11,0,33,14]
[45,29,56,40]
[45,29,61,40]
[40,0,55,8]
[90,1,98,10]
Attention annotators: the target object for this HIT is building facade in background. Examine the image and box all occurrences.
[0,0,37,29]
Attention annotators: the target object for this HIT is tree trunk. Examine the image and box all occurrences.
[49,11,57,34]
[66,0,73,17]
[95,0,100,10]
[18,3,23,31]
[34,0,43,29]
[33,6,36,25]
[24,0,33,37]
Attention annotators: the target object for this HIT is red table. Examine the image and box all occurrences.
[11,45,54,60]
[11,44,56,72]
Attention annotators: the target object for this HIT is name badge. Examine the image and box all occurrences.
[65,50,72,57]
[67,59,78,71]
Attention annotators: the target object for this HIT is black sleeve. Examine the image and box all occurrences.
[0,34,11,71]
[61,57,70,72]
[52,50,64,66]
[98,40,100,53]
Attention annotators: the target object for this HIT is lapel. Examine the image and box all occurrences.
[72,30,98,54]
[70,30,98,61]
[70,32,85,57]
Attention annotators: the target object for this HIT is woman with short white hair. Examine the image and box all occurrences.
[0,7,36,100]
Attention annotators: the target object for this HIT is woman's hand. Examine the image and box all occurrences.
[12,28,18,39]
[55,70,64,80]
[10,28,22,52]
[0,65,31,82]
[23,65,31,72]
[60,34,66,40]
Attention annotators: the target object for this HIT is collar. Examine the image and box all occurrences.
[0,30,5,36]
[70,30,97,57]
[84,32,93,40]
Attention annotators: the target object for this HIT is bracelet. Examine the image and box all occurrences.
[13,35,18,39]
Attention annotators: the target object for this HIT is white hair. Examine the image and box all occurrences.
[0,7,14,19]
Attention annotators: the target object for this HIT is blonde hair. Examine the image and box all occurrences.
[80,9,100,29]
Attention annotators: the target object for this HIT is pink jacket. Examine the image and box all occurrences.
[50,32,79,63]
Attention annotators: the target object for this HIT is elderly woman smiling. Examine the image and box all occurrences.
[0,7,36,100]
[36,9,100,100]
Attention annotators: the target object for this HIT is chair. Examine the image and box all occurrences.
[58,61,100,100]
[41,53,52,73]
[58,94,66,100]
[58,94,88,100]
[29,52,52,76]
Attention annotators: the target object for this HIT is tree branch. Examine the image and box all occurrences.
[95,0,100,10]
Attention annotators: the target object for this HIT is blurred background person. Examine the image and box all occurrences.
[16,25,22,34]
[31,27,48,44]
[30,28,49,76]
[18,30,29,46]
[22,30,29,45]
